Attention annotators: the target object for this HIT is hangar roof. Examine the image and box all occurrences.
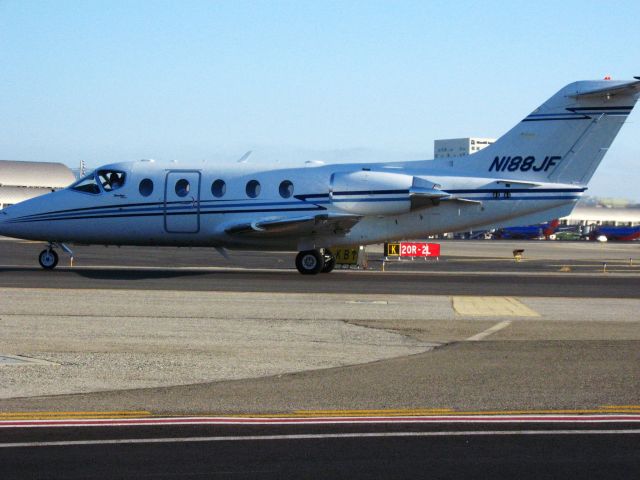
[0,185,53,204]
[0,160,76,188]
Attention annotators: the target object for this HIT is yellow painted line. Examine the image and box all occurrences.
[452,296,539,317]
[0,411,151,420]
[292,409,454,417]
[447,409,639,415]
[601,405,640,409]
[0,414,151,418]
[219,410,454,419]
[5,408,637,421]
[224,407,640,418]
[222,410,454,419]
[445,258,512,262]
[549,263,640,267]
[297,409,454,414]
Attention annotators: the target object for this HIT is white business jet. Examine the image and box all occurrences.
[1,78,639,274]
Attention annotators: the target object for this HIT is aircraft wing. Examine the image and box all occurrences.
[224,213,362,237]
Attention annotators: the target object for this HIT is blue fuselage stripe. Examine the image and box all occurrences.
[7,188,582,224]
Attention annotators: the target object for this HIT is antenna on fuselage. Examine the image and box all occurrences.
[237,151,252,163]
[305,160,325,167]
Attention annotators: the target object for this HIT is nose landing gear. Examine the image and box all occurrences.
[38,248,59,270]
[37,243,74,270]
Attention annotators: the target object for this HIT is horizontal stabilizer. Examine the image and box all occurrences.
[571,79,640,99]
[409,176,452,210]
[409,186,451,210]
[445,197,483,206]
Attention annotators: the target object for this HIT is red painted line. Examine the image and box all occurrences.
[1,415,640,428]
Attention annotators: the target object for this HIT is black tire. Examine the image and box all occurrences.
[295,250,324,275]
[38,249,59,270]
[321,251,336,273]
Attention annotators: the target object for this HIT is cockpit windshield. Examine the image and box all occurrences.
[70,170,127,194]
[70,173,101,194]
[97,170,126,191]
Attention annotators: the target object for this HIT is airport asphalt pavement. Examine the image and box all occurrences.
[1,265,640,297]
[0,238,638,416]
[2,339,638,414]
[1,419,639,479]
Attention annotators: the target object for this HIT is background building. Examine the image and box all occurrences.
[561,206,640,228]
[434,137,495,158]
[0,160,75,209]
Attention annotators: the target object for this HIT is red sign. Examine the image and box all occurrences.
[400,242,440,257]
[386,242,440,257]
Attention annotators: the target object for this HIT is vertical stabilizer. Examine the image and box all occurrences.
[462,79,640,185]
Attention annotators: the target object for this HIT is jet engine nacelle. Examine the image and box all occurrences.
[330,171,448,215]
[330,171,413,215]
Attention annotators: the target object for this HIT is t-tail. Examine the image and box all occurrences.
[464,78,640,185]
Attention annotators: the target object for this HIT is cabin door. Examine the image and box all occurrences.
[164,170,201,233]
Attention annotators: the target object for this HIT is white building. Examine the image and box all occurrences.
[434,137,495,158]
[0,160,75,209]
[561,206,640,228]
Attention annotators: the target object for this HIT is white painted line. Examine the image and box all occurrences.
[2,429,639,448]
[0,264,635,278]
[466,321,512,341]
[0,354,59,366]
[2,414,640,428]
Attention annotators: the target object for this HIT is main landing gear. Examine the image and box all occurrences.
[37,243,73,270]
[295,249,336,275]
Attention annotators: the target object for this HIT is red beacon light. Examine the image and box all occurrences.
[604,75,612,80]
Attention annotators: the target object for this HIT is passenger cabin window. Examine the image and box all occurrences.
[246,180,261,198]
[70,173,101,194]
[97,170,126,192]
[279,180,294,198]
[211,179,226,198]
[175,179,190,197]
[139,178,154,197]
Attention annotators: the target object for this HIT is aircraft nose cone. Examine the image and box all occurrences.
[0,208,17,237]
[0,205,33,239]
[0,192,66,241]
[0,218,12,238]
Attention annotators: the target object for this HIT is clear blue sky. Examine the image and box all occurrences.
[1,0,639,199]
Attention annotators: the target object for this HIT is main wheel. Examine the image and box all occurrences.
[295,249,324,275]
[321,250,336,273]
[38,249,59,270]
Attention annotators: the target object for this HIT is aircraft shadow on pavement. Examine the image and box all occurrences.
[0,266,295,281]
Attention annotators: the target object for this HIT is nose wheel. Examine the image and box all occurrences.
[37,242,73,270]
[38,248,59,270]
